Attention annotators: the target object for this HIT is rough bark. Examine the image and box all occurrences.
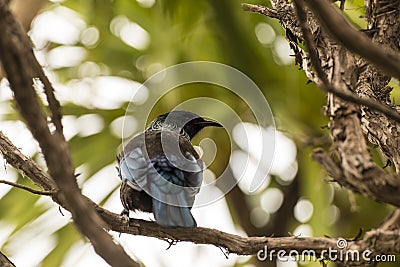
[0,1,139,266]
[0,251,16,267]
[242,0,400,265]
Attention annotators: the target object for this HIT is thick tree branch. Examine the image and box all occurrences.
[242,0,400,173]
[357,0,400,172]
[304,0,400,80]
[311,148,400,206]
[292,0,400,124]
[10,0,46,31]
[0,2,138,266]
[288,1,400,207]
[0,251,16,267]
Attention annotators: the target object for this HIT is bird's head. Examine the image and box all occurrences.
[147,110,222,140]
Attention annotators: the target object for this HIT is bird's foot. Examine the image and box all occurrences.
[165,238,179,250]
[118,209,130,238]
[120,209,130,227]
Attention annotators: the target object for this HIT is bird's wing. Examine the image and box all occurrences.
[118,146,149,191]
[148,152,203,228]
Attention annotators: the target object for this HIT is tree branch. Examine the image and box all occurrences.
[0,251,16,267]
[242,3,400,124]
[304,0,400,80]
[10,0,46,32]
[379,209,400,231]
[241,3,278,19]
[243,1,400,208]
[296,1,400,123]
[1,129,400,265]
[0,132,55,191]
[288,0,400,207]
[0,2,138,266]
[356,0,400,172]
[0,179,55,195]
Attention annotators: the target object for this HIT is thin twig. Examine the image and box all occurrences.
[241,3,278,19]
[0,131,55,190]
[292,0,329,85]
[379,209,400,231]
[0,179,55,195]
[324,84,399,124]
[339,0,345,11]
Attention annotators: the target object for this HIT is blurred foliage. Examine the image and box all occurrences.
[0,0,397,266]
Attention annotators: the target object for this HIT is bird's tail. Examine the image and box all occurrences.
[152,198,197,228]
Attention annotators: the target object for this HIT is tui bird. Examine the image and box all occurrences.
[117,110,222,228]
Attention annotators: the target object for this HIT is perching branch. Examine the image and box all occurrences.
[0,1,138,266]
[1,130,399,265]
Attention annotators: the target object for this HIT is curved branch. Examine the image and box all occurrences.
[0,179,55,195]
[304,0,400,80]
[0,2,138,266]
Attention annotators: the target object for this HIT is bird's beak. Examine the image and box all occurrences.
[200,120,223,128]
